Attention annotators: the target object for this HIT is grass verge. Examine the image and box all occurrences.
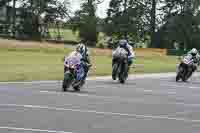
[0,49,178,81]
[0,39,178,81]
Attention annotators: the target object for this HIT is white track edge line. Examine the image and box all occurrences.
[0,104,200,123]
[0,126,72,133]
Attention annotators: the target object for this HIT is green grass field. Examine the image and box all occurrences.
[49,28,78,41]
[0,46,178,81]
[90,55,178,76]
[48,28,106,44]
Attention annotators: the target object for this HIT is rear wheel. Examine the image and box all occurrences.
[72,79,85,92]
[183,68,193,82]
[73,81,81,91]
[73,86,80,91]
[119,63,128,84]
[187,71,193,80]
[124,62,129,80]
[176,67,181,82]
[119,74,125,84]
[112,63,118,80]
[182,67,188,82]
[120,79,125,84]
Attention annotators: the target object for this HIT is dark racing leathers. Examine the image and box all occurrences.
[112,44,134,78]
[119,45,133,66]
[113,47,134,80]
[80,48,91,80]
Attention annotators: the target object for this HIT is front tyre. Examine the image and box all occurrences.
[176,64,184,82]
[62,72,73,92]
[62,81,67,92]
[176,73,181,82]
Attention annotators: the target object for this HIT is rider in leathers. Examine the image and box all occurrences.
[75,40,91,80]
[185,48,200,72]
[112,39,135,79]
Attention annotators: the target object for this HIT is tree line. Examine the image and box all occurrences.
[0,0,200,49]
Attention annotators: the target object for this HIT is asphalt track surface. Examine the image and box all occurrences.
[0,74,200,133]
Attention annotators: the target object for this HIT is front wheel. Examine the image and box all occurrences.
[176,73,181,82]
[176,64,185,82]
[62,72,73,92]
[119,78,125,84]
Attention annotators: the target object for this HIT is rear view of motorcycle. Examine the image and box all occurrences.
[63,54,86,92]
[176,55,195,82]
[112,48,129,84]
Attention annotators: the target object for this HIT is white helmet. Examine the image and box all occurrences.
[191,48,198,56]
[76,43,86,54]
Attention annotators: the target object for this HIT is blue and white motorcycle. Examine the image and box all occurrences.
[63,53,86,91]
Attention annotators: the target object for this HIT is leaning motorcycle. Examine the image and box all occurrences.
[176,55,195,82]
[112,48,129,84]
[62,55,85,92]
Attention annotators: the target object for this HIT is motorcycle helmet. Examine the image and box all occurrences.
[76,44,85,55]
[119,39,127,48]
[191,48,198,56]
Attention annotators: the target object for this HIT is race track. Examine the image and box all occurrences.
[0,74,200,133]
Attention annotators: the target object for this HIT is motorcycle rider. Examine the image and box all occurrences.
[187,48,200,59]
[75,39,91,80]
[185,48,200,72]
[112,38,135,79]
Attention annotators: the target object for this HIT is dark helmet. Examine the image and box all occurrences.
[80,38,87,44]
[119,39,128,48]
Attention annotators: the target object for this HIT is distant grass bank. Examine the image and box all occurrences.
[49,28,78,42]
[0,39,178,81]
